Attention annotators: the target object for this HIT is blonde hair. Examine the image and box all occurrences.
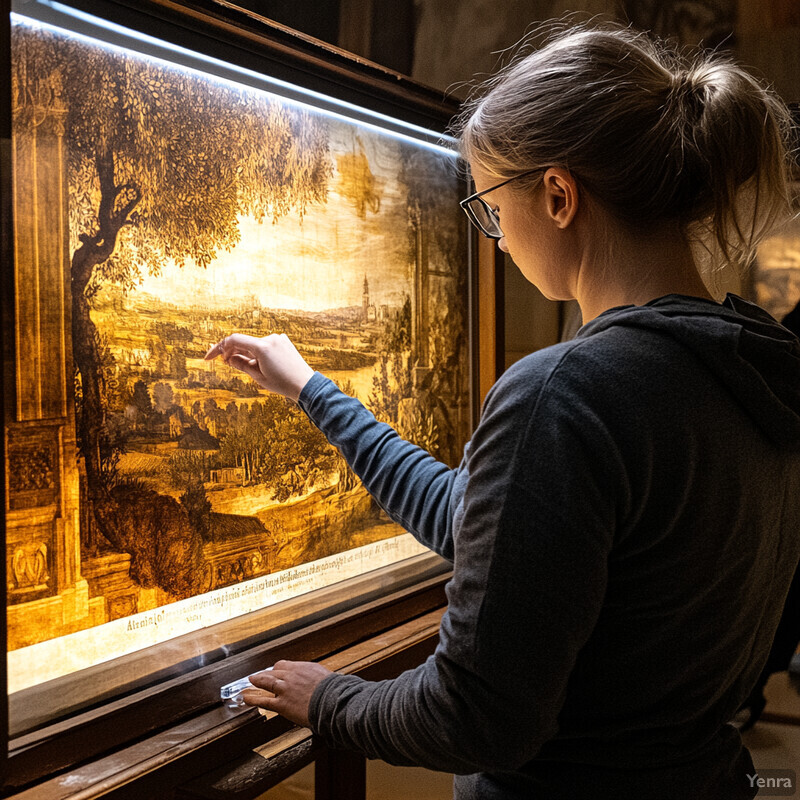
[455,22,797,287]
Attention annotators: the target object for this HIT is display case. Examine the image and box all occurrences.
[1,0,503,795]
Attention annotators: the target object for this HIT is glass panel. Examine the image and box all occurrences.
[6,5,469,734]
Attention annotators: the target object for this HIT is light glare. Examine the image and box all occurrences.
[13,1,459,157]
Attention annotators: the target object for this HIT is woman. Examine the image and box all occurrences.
[205,22,800,800]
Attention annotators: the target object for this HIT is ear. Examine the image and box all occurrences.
[542,167,579,229]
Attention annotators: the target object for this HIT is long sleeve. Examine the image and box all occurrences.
[307,345,621,774]
[297,372,463,560]
[301,297,800,799]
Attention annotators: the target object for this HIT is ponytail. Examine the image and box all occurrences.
[455,22,797,285]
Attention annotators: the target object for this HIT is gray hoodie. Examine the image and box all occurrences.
[298,294,800,800]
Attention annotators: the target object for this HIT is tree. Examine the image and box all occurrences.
[167,450,209,487]
[13,21,332,586]
[169,349,188,380]
[95,483,202,599]
[149,338,169,378]
[152,381,174,414]
[218,398,336,499]
[130,380,153,418]
[369,296,413,424]
[218,398,279,483]
[180,480,213,542]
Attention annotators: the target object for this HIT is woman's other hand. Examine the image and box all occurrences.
[204,333,314,401]
[241,660,333,728]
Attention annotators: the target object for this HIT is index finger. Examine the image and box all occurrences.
[204,341,224,360]
[204,333,260,361]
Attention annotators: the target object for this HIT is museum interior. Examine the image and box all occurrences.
[2,0,800,798]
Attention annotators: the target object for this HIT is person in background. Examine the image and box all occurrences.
[205,21,800,800]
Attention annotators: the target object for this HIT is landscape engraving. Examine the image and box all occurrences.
[6,18,469,684]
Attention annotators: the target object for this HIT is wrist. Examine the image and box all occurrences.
[288,365,315,402]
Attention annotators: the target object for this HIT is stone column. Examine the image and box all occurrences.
[6,67,96,650]
[410,200,430,385]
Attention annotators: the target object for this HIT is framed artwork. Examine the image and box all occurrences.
[1,0,497,791]
[748,214,800,324]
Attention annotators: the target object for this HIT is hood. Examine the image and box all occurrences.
[578,294,800,448]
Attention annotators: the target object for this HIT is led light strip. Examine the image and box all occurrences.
[13,0,460,156]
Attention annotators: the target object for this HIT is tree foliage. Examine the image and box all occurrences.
[12,20,333,593]
[13,23,332,286]
[369,296,413,425]
[180,480,213,542]
[130,379,153,417]
[218,397,337,500]
[95,482,203,599]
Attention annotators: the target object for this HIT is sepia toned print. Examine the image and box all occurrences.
[751,216,800,322]
[7,17,468,690]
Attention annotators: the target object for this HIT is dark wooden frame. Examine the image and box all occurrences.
[0,0,13,789]
[7,580,448,799]
[2,0,504,795]
[25,0,455,131]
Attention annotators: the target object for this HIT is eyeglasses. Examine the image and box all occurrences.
[459,170,543,239]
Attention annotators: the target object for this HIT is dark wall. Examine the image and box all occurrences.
[227,0,416,76]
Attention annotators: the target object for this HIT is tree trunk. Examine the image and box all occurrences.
[71,243,108,498]
[71,147,140,506]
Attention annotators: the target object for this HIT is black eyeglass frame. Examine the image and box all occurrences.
[459,169,543,239]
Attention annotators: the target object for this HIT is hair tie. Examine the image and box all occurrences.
[668,70,706,116]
